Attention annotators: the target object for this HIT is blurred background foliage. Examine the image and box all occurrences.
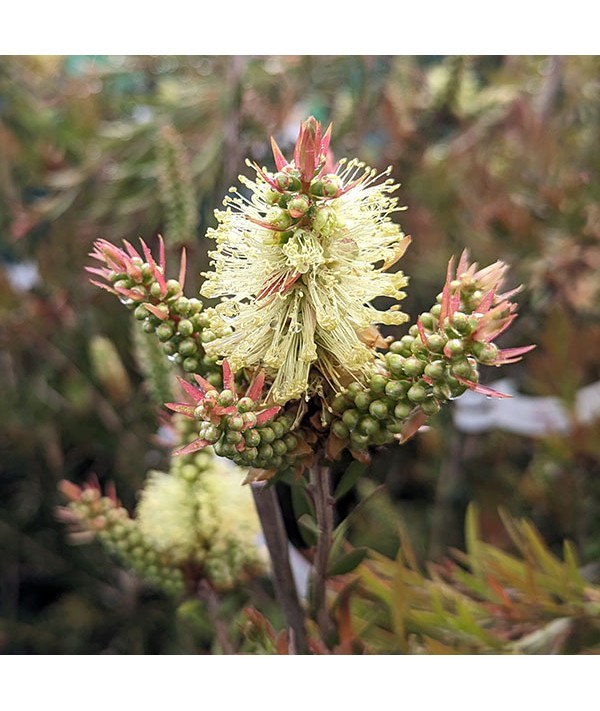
[2,55,600,653]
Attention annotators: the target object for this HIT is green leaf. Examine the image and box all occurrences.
[328,547,368,577]
[297,513,319,548]
[563,540,586,595]
[464,502,483,581]
[290,480,315,521]
[334,461,367,501]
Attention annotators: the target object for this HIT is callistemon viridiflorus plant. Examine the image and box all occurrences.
[85,116,533,481]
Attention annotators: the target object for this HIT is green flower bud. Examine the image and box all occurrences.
[446,375,468,398]
[114,279,132,292]
[225,430,243,445]
[432,382,452,400]
[221,442,237,458]
[182,357,198,372]
[402,357,425,378]
[278,415,294,433]
[312,205,337,234]
[445,338,465,359]
[244,430,261,448]
[418,312,437,331]
[218,389,235,407]
[369,400,389,421]
[188,298,203,314]
[386,353,405,376]
[134,304,149,320]
[370,374,388,394]
[271,421,285,439]
[389,340,406,355]
[272,439,288,456]
[410,339,428,356]
[358,416,380,436]
[407,382,428,403]
[355,392,373,412]
[322,174,341,197]
[424,360,445,381]
[166,279,181,296]
[243,447,259,462]
[204,425,221,444]
[156,322,175,341]
[385,380,408,401]
[259,426,275,444]
[472,341,499,365]
[241,411,258,428]
[342,408,360,430]
[267,207,292,230]
[258,443,274,460]
[310,179,325,197]
[177,319,194,337]
[270,455,284,470]
[394,401,412,419]
[207,372,222,387]
[426,334,446,353]
[228,415,245,431]
[350,431,370,450]
[275,172,301,192]
[386,419,404,434]
[284,433,298,451]
[174,297,191,316]
[332,394,352,414]
[420,398,441,416]
[451,359,475,380]
[288,195,310,218]
[332,420,350,439]
[200,330,216,344]
[265,187,281,204]
[237,397,255,413]
[178,338,197,357]
[150,282,163,298]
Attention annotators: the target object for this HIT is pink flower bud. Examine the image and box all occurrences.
[293,116,332,184]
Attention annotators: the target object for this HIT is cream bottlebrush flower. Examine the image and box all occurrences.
[136,460,266,589]
[201,117,411,404]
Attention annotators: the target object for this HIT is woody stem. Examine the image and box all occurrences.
[251,480,308,654]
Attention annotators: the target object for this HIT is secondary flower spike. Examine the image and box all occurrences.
[201,117,411,404]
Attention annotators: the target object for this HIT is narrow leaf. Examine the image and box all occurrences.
[328,547,368,577]
[334,460,367,501]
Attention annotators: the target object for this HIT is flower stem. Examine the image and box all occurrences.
[309,460,335,644]
[197,580,235,655]
[251,481,308,654]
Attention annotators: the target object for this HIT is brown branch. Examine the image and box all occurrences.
[309,460,335,644]
[251,481,308,654]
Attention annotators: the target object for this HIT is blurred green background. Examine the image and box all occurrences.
[2,55,600,653]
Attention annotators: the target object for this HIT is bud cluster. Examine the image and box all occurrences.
[56,480,185,597]
[87,237,228,383]
[330,250,534,453]
[168,362,307,479]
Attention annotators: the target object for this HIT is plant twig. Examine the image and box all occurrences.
[197,580,235,655]
[309,460,335,643]
[251,481,308,654]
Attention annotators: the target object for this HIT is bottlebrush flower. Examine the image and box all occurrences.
[200,116,411,404]
[136,462,266,590]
